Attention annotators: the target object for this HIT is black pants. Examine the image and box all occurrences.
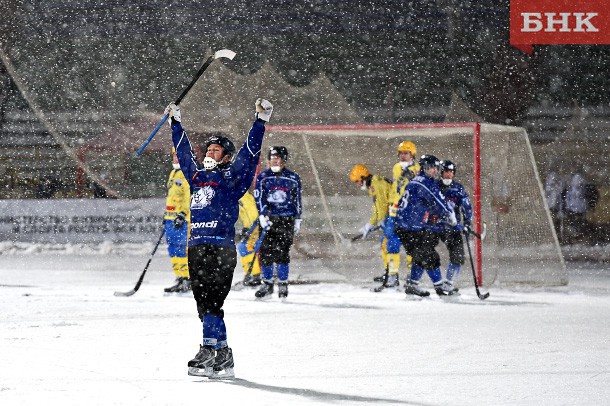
[440,230,465,265]
[396,228,441,270]
[260,216,295,266]
[188,244,237,320]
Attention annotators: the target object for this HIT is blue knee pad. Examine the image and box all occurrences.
[215,319,227,349]
[276,263,289,281]
[409,265,425,282]
[262,265,274,280]
[203,314,222,346]
[426,268,443,284]
[446,263,461,282]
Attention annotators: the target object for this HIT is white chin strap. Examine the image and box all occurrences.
[172,163,181,170]
[203,157,219,170]
[270,166,281,173]
[442,178,453,186]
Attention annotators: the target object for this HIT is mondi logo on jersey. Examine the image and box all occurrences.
[191,221,219,229]
[510,0,610,54]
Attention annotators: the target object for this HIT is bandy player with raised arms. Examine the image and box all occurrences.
[166,98,273,379]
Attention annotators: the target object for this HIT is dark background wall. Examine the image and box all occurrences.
[0,0,608,198]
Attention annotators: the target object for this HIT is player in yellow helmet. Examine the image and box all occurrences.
[349,164,399,290]
[373,141,421,287]
[163,147,191,293]
[236,190,262,287]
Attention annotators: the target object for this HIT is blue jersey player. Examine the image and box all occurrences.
[167,98,273,379]
[253,146,302,299]
[394,154,460,297]
[438,160,473,292]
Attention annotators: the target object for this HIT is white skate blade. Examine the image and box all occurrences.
[188,366,214,377]
[210,367,235,380]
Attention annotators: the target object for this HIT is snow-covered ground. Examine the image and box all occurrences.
[0,249,609,406]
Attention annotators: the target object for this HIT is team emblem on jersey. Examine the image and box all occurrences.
[191,186,215,209]
[268,189,287,203]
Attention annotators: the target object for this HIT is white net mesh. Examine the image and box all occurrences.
[264,123,566,287]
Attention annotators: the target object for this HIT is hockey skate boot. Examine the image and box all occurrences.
[176,278,191,293]
[243,273,262,287]
[187,345,216,377]
[384,273,400,288]
[404,280,430,297]
[445,281,459,293]
[165,277,187,293]
[434,282,456,296]
[211,347,235,379]
[278,282,288,299]
[254,281,274,299]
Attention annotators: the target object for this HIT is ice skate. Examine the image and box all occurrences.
[165,277,189,293]
[445,281,459,293]
[278,282,288,300]
[373,272,386,283]
[243,273,262,287]
[372,273,400,292]
[176,278,191,294]
[434,282,456,296]
[384,273,400,288]
[255,281,274,299]
[210,347,235,379]
[404,280,430,297]
[187,345,215,377]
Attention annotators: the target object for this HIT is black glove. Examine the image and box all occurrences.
[174,212,186,229]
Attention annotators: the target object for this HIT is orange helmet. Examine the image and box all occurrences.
[349,164,371,183]
[397,141,416,155]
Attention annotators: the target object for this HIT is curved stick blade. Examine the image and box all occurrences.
[114,290,136,297]
[214,49,236,60]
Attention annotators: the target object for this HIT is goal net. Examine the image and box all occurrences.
[264,123,566,287]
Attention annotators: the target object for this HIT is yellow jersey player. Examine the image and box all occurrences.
[236,190,262,287]
[376,141,420,288]
[349,164,398,290]
[163,147,191,293]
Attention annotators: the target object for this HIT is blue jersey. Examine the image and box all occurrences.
[254,168,302,218]
[439,180,473,226]
[395,172,453,232]
[172,119,265,248]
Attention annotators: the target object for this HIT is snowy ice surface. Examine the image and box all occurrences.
[0,247,609,406]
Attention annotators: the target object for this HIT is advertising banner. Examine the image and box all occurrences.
[0,199,165,244]
[510,0,610,54]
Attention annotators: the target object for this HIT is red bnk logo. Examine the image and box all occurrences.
[510,0,610,54]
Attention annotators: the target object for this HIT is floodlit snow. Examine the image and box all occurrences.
[0,249,609,406]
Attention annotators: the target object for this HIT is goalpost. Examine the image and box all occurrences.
[264,122,567,287]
